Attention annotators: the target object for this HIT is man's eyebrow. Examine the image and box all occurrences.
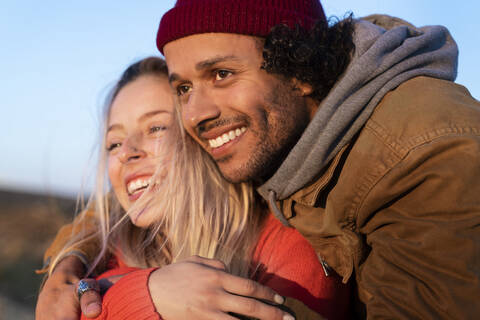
[195,55,239,70]
[168,73,180,84]
[168,55,240,84]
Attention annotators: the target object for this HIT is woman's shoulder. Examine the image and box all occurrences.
[253,213,351,319]
[96,266,139,280]
[254,213,322,274]
[254,213,320,268]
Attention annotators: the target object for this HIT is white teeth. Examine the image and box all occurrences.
[127,177,151,195]
[208,127,246,149]
[222,133,229,143]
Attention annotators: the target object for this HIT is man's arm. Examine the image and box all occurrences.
[82,257,301,320]
[37,209,100,276]
[357,135,480,319]
[36,255,104,320]
[36,209,103,319]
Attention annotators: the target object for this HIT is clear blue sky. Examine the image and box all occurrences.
[1,1,478,197]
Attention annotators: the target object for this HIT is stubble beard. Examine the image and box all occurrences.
[221,81,311,185]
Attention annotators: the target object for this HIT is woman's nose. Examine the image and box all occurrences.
[118,137,147,164]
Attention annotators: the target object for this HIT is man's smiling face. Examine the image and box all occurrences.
[164,33,313,183]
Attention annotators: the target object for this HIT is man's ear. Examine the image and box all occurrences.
[291,78,313,96]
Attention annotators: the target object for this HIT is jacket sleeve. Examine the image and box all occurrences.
[282,297,326,320]
[37,209,100,274]
[356,134,480,319]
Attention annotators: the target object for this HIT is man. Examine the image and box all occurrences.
[37,0,480,319]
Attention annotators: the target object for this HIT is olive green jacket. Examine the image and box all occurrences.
[272,76,480,319]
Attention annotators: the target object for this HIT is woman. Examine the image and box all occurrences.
[44,57,350,320]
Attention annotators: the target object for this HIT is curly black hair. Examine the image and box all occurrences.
[262,15,355,102]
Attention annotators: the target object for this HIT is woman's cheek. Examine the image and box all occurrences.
[146,136,166,157]
[108,159,128,209]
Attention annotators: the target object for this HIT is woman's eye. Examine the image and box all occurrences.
[107,142,121,152]
[215,70,232,81]
[177,84,191,96]
[149,126,167,134]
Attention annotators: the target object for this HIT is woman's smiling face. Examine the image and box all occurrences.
[106,74,173,226]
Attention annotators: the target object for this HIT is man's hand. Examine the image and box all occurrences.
[35,255,102,320]
[149,256,295,320]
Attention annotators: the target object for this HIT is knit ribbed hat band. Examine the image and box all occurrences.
[156,0,326,53]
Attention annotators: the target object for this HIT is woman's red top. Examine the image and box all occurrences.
[81,214,350,319]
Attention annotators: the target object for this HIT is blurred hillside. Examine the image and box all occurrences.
[0,189,77,319]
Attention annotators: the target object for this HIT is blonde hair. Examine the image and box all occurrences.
[49,57,265,277]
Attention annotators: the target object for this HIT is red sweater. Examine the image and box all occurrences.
[82,214,350,319]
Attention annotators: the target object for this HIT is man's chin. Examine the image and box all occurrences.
[219,156,282,185]
[214,149,276,184]
[216,158,265,184]
[217,163,251,184]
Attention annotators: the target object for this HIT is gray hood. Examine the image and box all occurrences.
[257,15,458,223]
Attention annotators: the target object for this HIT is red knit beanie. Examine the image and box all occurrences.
[156,0,327,53]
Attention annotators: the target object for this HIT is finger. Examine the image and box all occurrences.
[221,274,284,305]
[35,284,79,320]
[212,311,243,320]
[66,274,81,285]
[186,255,228,271]
[77,279,102,318]
[51,267,80,285]
[80,289,102,318]
[221,294,294,320]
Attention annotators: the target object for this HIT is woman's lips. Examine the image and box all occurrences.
[125,175,152,201]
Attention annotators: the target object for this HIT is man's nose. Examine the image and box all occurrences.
[182,85,220,131]
[118,136,147,164]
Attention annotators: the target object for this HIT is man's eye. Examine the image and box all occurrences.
[149,126,167,134]
[107,142,121,152]
[177,84,191,96]
[215,70,232,81]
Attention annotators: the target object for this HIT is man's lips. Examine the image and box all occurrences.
[208,126,246,148]
[199,122,247,147]
[199,121,246,139]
